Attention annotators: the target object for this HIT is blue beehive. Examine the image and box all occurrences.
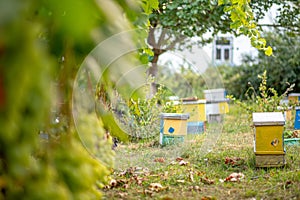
[187,121,205,134]
[294,107,300,129]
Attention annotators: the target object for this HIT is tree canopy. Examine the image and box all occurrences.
[224,31,300,99]
[146,0,299,95]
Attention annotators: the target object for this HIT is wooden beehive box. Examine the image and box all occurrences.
[181,99,206,134]
[187,121,205,134]
[159,113,189,145]
[219,101,229,114]
[252,112,286,167]
[288,93,300,103]
[204,88,227,102]
[294,107,300,129]
[182,99,206,122]
[206,100,229,123]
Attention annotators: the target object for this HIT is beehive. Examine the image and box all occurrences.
[255,154,285,167]
[203,88,227,102]
[252,112,286,167]
[187,121,205,134]
[219,101,229,114]
[182,99,206,122]
[159,113,189,145]
[288,93,300,103]
[294,107,300,129]
[206,100,229,123]
[181,99,206,134]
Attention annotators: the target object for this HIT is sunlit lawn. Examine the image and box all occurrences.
[102,105,300,200]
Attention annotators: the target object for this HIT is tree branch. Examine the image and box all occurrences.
[157,28,167,48]
[165,36,186,51]
[147,26,156,47]
[257,24,299,32]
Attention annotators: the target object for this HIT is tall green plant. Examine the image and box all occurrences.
[0,0,159,199]
[228,70,295,118]
[116,85,181,141]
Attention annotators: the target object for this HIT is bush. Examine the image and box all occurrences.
[114,85,181,141]
[228,70,295,118]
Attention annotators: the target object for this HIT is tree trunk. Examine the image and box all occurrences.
[148,50,160,97]
[146,26,183,97]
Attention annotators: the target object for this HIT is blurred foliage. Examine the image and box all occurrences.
[158,61,228,99]
[146,0,289,95]
[224,31,300,100]
[150,0,232,41]
[0,0,158,199]
[113,85,181,141]
[219,0,299,55]
[158,63,205,98]
[219,0,273,56]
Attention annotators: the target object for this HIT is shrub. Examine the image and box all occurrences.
[115,85,181,141]
[228,70,295,118]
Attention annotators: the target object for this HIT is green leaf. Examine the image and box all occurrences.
[149,0,159,10]
[218,0,225,5]
[264,46,273,56]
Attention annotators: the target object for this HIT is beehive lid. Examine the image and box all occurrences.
[182,99,206,105]
[252,112,285,126]
[181,97,198,102]
[203,88,226,93]
[160,113,190,120]
[288,93,300,97]
[206,99,229,103]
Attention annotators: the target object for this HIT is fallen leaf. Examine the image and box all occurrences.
[132,175,147,185]
[110,179,117,187]
[201,196,215,200]
[179,160,189,166]
[197,171,206,176]
[170,161,177,165]
[189,171,194,182]
[176,157,184,161]
[149,183,165,192]
[176,180,185,183]
[189,185,201,191]
[154,157,165,163]
[200,177,215,185]
[118,167,150,176]
[144,189,154,196]
[223,172,245,182]
[224,157,244,167]
[118,192,128,198]
[105,178,128,189]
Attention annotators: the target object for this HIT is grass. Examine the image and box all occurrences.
[102,105,300,200]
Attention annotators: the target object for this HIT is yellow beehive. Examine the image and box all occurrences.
[182,100,206,122]
[252,112,286,167]
[288,93,300,103]
[254,125,285,154]
[160,113,189,145]
[160,113,189,136]
[219,101,229,114]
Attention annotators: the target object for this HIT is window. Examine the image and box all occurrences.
[224,48,229,60]
[216,38,230,45]
[213,36,233,65]
[216,48,221,60]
